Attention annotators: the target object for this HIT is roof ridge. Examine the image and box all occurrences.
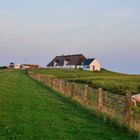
[55,54,84,57]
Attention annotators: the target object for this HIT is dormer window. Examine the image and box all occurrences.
[64,60,68,66]
[54,61,57,67]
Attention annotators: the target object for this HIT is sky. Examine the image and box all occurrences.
[0,0,140,74]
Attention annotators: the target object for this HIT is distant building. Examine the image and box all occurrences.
[82,58,101,71]
[20,64,39,69]
[14,64,20,69]
[20,64,30,69]
[47,54,86,69]
[9,62,15,69]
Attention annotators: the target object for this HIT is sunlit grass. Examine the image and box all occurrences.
[30,68,140,95]
[0,70,137,139]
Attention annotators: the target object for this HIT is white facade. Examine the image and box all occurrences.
[82,65,89,71]
[48,65,76,69]
[21,65,30,69]
[14,64,20,69]
[83,59,101,71]
[48,59,101,71]
[90,59,101,71]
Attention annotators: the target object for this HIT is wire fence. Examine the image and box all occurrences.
[28,72,140,133]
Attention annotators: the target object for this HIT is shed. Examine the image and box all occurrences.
[82,58,101,71]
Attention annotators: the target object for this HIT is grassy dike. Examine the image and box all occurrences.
[0,70,138,139]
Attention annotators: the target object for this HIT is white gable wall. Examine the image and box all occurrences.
[89,59,101,71]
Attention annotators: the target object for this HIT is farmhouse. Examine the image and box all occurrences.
[82,58,101,71]
[9,63,20,69]
[47,54,86,69]
[47,54,101,71]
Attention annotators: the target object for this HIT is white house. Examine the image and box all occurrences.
[47,54,101,71]
[82,58,101,71]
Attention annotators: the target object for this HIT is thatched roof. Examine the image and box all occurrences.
[47,54,86,67]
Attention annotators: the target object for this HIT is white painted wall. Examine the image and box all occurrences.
[82,65,89,71]
[21,65,30,69]
[47,59,101,71]
[89,59,101,71]
[14,64,20,69]
[77,65,83,69]
[66,65,75,69]
[48,65,76,69]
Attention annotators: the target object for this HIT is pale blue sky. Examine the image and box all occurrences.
[0,0,140,74]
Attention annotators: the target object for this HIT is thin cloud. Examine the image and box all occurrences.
[0,10,16,17]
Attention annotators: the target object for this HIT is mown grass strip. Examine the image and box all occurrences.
[0,70,138,139]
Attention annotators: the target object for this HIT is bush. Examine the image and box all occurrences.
[2,66,8,69]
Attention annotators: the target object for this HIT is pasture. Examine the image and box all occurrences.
[0,70,137,139]
[29,69,140,95]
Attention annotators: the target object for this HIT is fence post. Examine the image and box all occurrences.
[40,75,42,82]
[34,74,37,79]
[38,74,41,82]
[84,85,88,106]
[98,88,103,112]
[71,83,75,98]
[59,80,62,92]
[61,80,65,94]
[64,81,67,95]
[123,91,132,128]
[43,76,45,84]
[36,74,38,80]
[44,76,47,85]
[54,79,56,89]
[53,78,55,89]
[50,78,53,88]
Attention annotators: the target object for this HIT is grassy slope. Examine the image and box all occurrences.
[30,69,140,95]
[0,70,137,139]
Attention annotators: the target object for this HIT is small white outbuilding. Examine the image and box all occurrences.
[82,58,101,71]
[14,64,20,69]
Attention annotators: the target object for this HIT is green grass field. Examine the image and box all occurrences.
[30,69,140,95]
[0,70,138,139]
